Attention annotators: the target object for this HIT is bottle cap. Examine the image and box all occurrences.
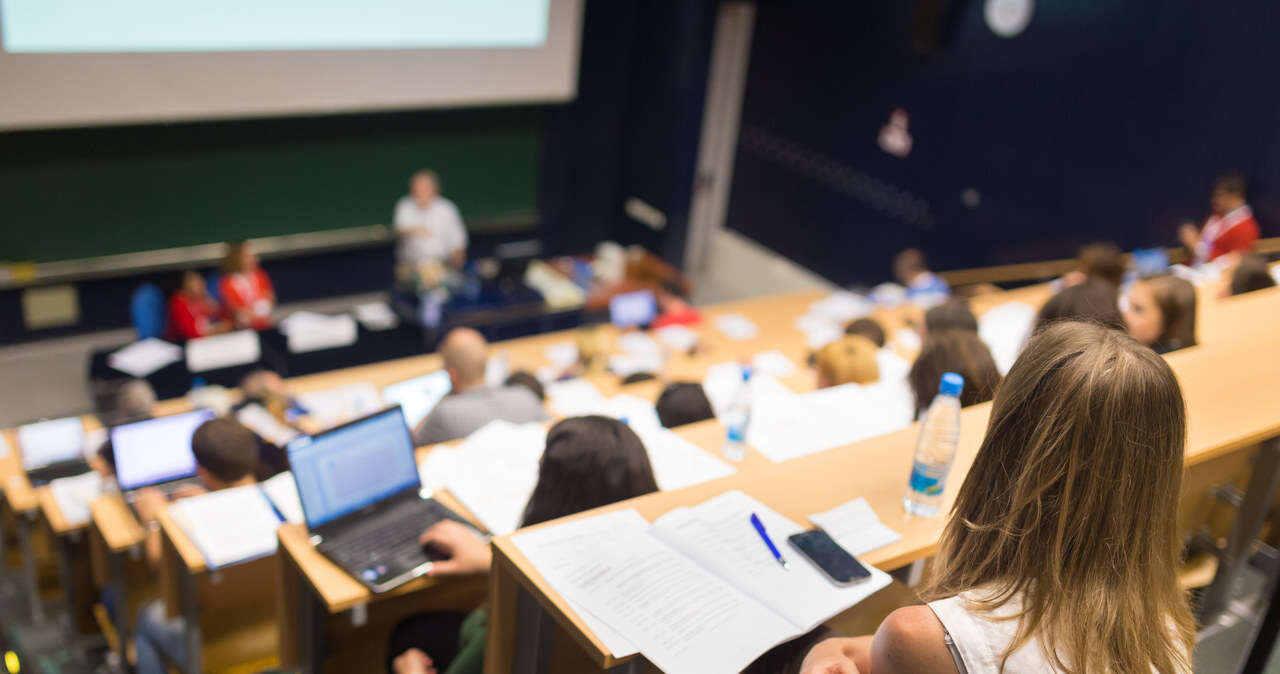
[740,365,753,381]
[939,372,964,397]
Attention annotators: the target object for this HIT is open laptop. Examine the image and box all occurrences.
[111,409,217,499]
[18,416,89,485]
[286,406,470,593]
[609,289,658,328]
[381,370,452,428]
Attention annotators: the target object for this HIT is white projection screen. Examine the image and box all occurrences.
[0,0,582,131]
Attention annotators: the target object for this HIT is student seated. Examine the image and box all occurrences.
[168,269,230,340]
[655,382,715,428]
[652,281,702,330]
[389,416,659,674]
[413,328,548,446]
[1033,279,1125,333]
[815,335,880,388]
[218,240,276,330]
[1229,254,1276,295]
[1061,242,1126,288]
[799,322,1194,674]
[894,248,949,303]
[923,299,978,336]
[93,378,159,479]
[907,330,1001,419]
[1123,275,1197,354]
[844,317,886,348]
[132,419,261,674]
[503,371,546,402]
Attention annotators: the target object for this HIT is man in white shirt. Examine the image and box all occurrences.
[394,170,468,270]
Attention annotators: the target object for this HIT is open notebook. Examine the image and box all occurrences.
[513,490,891,674]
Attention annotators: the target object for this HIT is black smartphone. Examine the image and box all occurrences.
[787,529,872,586]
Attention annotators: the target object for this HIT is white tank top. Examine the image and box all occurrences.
[927,591,1062,674]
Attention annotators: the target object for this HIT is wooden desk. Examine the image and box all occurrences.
[34,484,96,633]
[88,493,152,660]
[483,290,1280,673]
[1,437,49,624]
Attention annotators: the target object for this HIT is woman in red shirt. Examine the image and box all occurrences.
[168,270,229,340]
[218,241,276,330]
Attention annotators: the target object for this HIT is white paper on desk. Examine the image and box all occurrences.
[633,425,735,491]
[752,350,797,379]
[295,384,382,430]
[809,497,902,557]
[260,471,305,524]
[618,332,662,357]
[568,600,639,658]
[715,313,759,341]
[186,330,261,372]
[608,352,664,378]
[654,324,699,352]
[441,421,547,535]
[512,509,798,674]
[108,338,183,377]
[653,491,891,631]
[978,301,1036,375]
[876,349,911,384]
[17,417,85,469]
[748,381,914,462]
[702,363,797,419]
[891,327,922,353]
[281,312,358,354]
[602,395,662,431]
[809,291,873,323]
[354,302,398,331]
[169,485,282,569]
[546,379,607,418]
[544,341,579,368]
[795,314,843,350]
[236,403,302,447]
[49,471,104,527]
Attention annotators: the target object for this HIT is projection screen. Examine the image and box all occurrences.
[0,0,582,130]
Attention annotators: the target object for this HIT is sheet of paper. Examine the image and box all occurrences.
[654,324,699,352]
[485,353,510,388]
[808,291,873,323]
[545,379,607,417]
[442,421,547,535]
[891,327,922,353]
[634,425,736,491]
[978,301,1036,375]
[236,403,302,447]
[608,352,664,378]
[169,485,282,569]
[569,600,639,658]
[602,395,663,431]
[282,312,358,353]
[795,313,843,349]
[260,471,305,524]
[617,331,662,357]
[748,380,915,462]
[752,350,797,379]
[186,330,261,372]
[875,348,912,384]
[702,363,797,419]
[108,338,183,377]
[49,472,104,527]
[715,314,760,341]
[809,497,902,557]
[544,341,579,368]
[295,383,383,430]
[17,417,85,469]
[512,509,798,674]
[354,301,399,331]
[652,490,892,632]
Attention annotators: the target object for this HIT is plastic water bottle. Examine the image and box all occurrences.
[903,372,964,517]
[721,366,753,462]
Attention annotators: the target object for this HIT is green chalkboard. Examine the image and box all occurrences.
[0,106,542,262]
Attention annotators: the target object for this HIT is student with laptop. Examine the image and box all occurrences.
[389,416,659,674]
[798,323,1194,674]
[131,418,260,674]
[412,328,547,446]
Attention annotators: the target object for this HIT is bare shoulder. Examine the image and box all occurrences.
[870,606,960,674]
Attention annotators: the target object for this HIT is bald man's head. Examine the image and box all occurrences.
[441,327,488,391]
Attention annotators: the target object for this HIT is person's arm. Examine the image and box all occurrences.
[133,487,170,564]
[258,269,277,305]
[1179,222,1202,257]
[447,203,467,268]
[419,520,492,576]
[800,607,957,674]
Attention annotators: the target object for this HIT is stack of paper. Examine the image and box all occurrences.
[512,492,890,674]
[260,471,305,524]
[108,338,183,377]
[49,472,104,526]
[714,314,759,341]
[236,404,302,447]
[186,330,261,372]
[168,485,283,569]
[354,302,398,331]
[280,312,358,354]
[978,301,1036,375]
[296,384,383,430]
[809,497,902,557]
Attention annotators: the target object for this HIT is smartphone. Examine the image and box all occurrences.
[788,529,872,586]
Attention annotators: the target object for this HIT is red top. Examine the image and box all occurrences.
[652,305,702,329]
[168,293,220,340]
[1202,206,1261,262]
[219,269,276,330]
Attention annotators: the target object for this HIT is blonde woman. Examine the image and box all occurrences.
[801,321,1194,673]
[815,335,880,388]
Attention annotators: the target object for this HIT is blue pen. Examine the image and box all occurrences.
[750,512,789,570]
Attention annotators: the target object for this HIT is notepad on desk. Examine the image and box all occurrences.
[109,338,183,377]
[809,497,902,557]
[49,472,104,527]
[169,485,283,569]
[513,491,891,674]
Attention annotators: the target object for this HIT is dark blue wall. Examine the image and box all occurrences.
[727,0,1280,285]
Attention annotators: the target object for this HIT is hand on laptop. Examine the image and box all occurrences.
[391,648,437,674]
[133,487,169,524]
[420,520,491,577]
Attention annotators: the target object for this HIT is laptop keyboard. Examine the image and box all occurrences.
[324,498,458,568]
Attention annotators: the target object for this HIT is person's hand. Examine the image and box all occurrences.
[1061,270,1087,287]
[392,648,437,674]
[1179,222,1200,250]
[799,638,861,674]
[171,483,208,500]
[133,487,169,524]
[420,520,492,577]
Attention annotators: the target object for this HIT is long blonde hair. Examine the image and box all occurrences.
[923,321,1195,673]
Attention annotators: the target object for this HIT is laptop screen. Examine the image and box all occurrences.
[381,371,452,428]
[17,416,85,470]
[287,407,420,529]
[609,290,657,328]
[111,409,217,491]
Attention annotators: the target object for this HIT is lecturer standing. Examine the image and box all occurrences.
[394,170,468,273]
